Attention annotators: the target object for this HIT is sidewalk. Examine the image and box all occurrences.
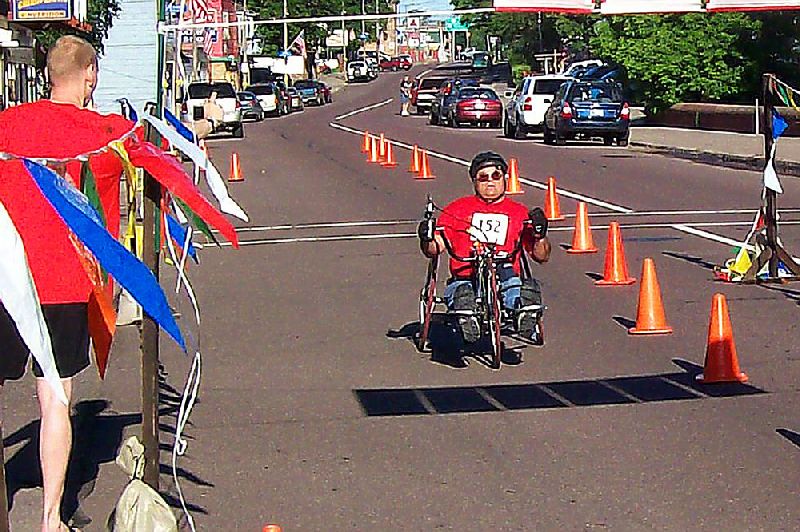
[630,126,800,176]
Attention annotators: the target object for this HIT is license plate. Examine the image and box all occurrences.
[474,102,486,110]
[476,112,482,119]
[591,109,604,118]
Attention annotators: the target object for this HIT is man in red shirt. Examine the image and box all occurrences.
[418,151,551,345]
[0,35,134,532]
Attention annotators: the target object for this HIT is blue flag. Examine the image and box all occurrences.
[164,108,196,143]
[772,109,788,140]
[166,214,198,262]
[24,160,186,352]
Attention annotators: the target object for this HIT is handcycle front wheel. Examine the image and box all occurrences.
[417,255,439,352]
[487,263,503,369]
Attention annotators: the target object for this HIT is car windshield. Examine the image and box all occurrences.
[460,88,498,100]
[294,81,315,89]
[532,79,567,95]
[237,92,256,101]
[248,85,274,95]
[570,83,622,103]
[188,83,236,99]
[287,88,297,94]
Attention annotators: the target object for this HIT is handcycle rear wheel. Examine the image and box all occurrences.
[417,255,439,352]
[487,263,503,369]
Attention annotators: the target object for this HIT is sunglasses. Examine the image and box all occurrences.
[475,170,505,182]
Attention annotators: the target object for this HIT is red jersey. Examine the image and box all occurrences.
[439,195,533,278]
[0,101,134,304]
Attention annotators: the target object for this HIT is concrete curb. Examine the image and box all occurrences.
[630,141,800,177]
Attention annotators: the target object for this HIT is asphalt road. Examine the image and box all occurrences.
[8,66,800,531]
[166,66,800,530]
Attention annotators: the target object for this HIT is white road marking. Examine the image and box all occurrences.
[334,98,394,120]
[205,220,800,248]
[327,120,792,251]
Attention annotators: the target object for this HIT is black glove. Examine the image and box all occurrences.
[418,217,436,243]
[528,207,548,238]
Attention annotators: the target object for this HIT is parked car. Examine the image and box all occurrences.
[318,81,333,103]
[451,87,503,128]
[428,78,480,126]
[504,75,572,139]
[411,76,447,114]
[561,59,604,77]
[237,91,265,121]
[247,83,281,116]
[397,54,413,69]
[471,51,491,69]
[286,87,304,111]
[294,79,325,106]
[185,81,243,137]
[364,57,380,80]
[379,56,412,71]
[347,60,371,82]
[542,80,630,146]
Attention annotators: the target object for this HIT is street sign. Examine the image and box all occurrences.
[444,16,469,32]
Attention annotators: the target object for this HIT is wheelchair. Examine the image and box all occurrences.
[417,202,545,369]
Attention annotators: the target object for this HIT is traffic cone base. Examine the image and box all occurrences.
[506,158,524,195]
[229,152,244,182]
[595,222,635,286]
[696,293,748,383]
[566,201,598,254]
[628,259,672,334]
[544,176,564,221]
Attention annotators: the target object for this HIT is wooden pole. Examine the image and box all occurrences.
[0,425,9,532]
[141,126,161,490]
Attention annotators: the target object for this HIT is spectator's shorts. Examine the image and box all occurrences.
[0,303,90,381]
[400,93,410,104]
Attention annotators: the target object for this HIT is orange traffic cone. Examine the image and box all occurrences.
[544,176,564,221]
[262,526,282,532]
[566,202,598,254]
[367,136,380,163]
[697,293,748,383]
[378,133,387,163]
[361,130,370,153]
[229,152,244,182]
[408,144,421,173]
[381,140,398,168]
[628,258,672,335]
[595,222,635,286]
[506,158,524,195]
[415,150,435,180]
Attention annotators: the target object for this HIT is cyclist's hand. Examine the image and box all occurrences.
[528,207,548,238]
[418,218,436,243]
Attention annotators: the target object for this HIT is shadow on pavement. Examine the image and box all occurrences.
[354,358,766,417]
[777,428,800,449]
[4,371,213,526]
[388,318,529,370]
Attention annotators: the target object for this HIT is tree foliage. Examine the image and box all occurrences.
[249,0,395,56]
[35,0,122,54]
[445,4,800,113]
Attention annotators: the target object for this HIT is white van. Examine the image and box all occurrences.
[503,75,571,139]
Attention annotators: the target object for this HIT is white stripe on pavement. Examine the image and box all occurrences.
[334,98,394,120]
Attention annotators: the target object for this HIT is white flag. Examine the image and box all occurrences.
[763,143,783,194]
[0,201,67,404]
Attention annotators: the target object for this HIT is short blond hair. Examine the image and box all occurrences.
[46,35,97,86]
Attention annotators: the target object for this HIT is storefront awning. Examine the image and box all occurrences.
[493,0,595,13]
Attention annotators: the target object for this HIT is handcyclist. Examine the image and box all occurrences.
[417,151,551,344]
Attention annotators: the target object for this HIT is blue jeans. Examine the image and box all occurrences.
[444,265,534,311]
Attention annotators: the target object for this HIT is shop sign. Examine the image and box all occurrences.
[11,0,72,21]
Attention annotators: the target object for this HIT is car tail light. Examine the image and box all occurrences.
[235,99,241,109]
[522,96,532,111]
[560,103,573,119]
[620,102,630,120]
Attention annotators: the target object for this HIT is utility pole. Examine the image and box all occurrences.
[375,0,379,53]
[283,0,288,85]
[361,0,365,37]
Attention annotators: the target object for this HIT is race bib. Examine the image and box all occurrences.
[469,213,509,245]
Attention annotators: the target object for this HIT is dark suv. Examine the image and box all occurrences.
[543,80,630,146]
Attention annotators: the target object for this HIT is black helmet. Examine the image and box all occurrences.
[469,151,508,180]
